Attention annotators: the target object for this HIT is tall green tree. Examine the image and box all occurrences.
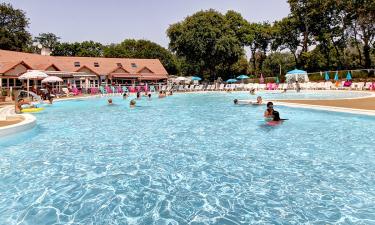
[52,41,104,57]
[52,42,80,56]
[243,22,272,73]
[104,39,178,74]
[76,41,104,57]
[344,0,375,68]
[308,0,348,69]
[287,0,315,54]
[272,16,301,66]
[34,32,60,51]
[0,3,31,51]
[262,52,296,79]
[167,9,244,80]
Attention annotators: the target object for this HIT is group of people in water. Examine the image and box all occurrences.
[107,90,174,108]
[233,95,287,126]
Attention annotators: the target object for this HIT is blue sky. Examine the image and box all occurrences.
[6,0,290,48]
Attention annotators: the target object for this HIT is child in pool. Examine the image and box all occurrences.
[267,111,288,126]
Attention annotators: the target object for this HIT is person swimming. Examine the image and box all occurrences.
[136,92,141,99]
[252,96,262,105]
[123,92,128,99]
[130,99,136,108]
[15,98,34,113]
[296,81,301,92]
[148,93,151,100]
[158,91,166,98]
[233,97,262,105]
[264,102,274,121]
[108,98,113,105]
[250,88,256,95]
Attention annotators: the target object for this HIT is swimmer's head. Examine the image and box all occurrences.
[257,96,262,102]
[233,99,238,104]
[267,102,273,108]
[130,99,136,106]
[108,98,113,104]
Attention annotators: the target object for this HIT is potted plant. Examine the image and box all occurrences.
[0,88,6,102]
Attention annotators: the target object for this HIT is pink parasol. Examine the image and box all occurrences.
[259,74,265,84]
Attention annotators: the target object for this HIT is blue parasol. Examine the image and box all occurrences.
[236,75,249,80]
[226,79,237,83]
[286,69,307,75]
[346,71,352,80]
[324,71,330,81]
[334,71,339,81]
[191,76,202,81]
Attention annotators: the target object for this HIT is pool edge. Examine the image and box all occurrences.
[0,106,36,137]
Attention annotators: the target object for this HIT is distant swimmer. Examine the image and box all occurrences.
[296,81,301,93]
[233,96,262,105]
[233,99,250,105]
[250,88,256,95]
[158,91,166,98]
[15,98,34,114]
[130,99,136,108]
[108,98,114,105]
[123,92,128,99]
[252,96,263,105]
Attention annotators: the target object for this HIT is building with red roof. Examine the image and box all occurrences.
[0,49,168,88]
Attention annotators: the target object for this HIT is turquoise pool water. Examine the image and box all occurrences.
[0,93,375,224]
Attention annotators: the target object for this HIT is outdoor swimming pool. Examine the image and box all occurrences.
[1,92,375,224]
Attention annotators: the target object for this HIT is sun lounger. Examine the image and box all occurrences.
[237,83,244,90]
[364,82,372,90]
[259,84,266,90]
[62,88,72,97]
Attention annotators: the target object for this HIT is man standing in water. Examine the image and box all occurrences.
[296,81,301,93]
[264,102,274,121]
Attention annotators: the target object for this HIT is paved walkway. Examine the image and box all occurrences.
[278,97,375,110]
[0,116,24,127]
